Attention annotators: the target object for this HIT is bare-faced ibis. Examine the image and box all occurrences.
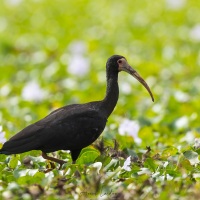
[0,55,154,169]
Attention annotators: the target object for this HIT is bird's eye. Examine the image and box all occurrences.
[118,60,122,64]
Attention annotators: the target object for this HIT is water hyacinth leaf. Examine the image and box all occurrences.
[115,134,134,149]
[152,172,160,179]
[0,154,6,162]
[162,146,178,159]
[144,158,157,172]
[183,151,200,165]
[139,126,154,145]
[13,169,30,179]
[95,155,112,167]
[8,156,19,169]
[17,172,45,185]
[79,146,100,155]
[104,159,119,171]
[193,173,200,181]
[76,150,100,164]
[137,168,151,175]
[125,149,138,159]
[131,165,141,174]
[178,157,193,171]
[165,169,181,178]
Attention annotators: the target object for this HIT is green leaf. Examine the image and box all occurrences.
[162,146,178,159]
[13,169,29,179]
[183,151,200,165]
[144,158,157,172]
[104,159,119,171]
[76,149,100,164]
[139,126,154,145]
[178,157,193,171]
[8,156,19,169]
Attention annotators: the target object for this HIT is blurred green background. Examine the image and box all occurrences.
[0,0,200,139]
[1,0,200,199]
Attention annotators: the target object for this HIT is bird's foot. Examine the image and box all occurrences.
[43,168,53,173]
[58,160,66,170]
[41,152,66,171]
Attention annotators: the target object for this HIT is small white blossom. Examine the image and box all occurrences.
[68,41,87,54]
[121,82,131,94]
[22,81,46,102]
[67,55,90,77]
[174,90,190,102]
[0,17,7,32]
[194,138,200,149]
[31,51,47,64]
[166,0,185,10]
[122,156,131,171]
[90,162,102,174]
[119,119,141,143]
[181,131,195,144]
[175,116,189,129]
[5,0,22,6]
[190,25,200,42]
[166,174,173,181]
[0,125,6,143]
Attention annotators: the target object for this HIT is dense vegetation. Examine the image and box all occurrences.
[0,0,200,199]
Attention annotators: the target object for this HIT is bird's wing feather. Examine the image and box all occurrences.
[1,103,107,154]
[1,124,42,154]
[35,105,107,151]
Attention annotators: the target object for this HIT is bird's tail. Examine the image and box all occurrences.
[0,149,10,155]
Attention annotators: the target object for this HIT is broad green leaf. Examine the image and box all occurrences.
[144,158,157,172]
[13,169,29,179]
[179,158,193,171]
[104,159,119,171]
[76,150,100,164]
[8,156,19,169]
[139,126,154,145]
[162,146,178,159]
[183,151,200,165]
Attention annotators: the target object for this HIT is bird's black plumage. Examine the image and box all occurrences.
[0,55,154,169]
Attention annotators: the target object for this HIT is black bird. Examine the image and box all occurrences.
[0,55,154,169]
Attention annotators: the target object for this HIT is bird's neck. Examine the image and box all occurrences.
[101,75,119,118]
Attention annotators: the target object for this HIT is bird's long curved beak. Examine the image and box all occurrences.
[119,62,154,102]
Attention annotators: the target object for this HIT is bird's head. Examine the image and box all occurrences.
[106,55,154,102]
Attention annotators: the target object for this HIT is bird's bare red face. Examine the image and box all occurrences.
[117,58,154,102]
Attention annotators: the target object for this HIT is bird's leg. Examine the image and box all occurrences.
[71,149,82,163]
[42,152,66,170]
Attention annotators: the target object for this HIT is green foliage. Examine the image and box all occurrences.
[0,0,200,199]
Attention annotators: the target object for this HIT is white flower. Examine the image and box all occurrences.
[31,51,47,64]
[22,81,46,102]
[5,0,22,6]
[118,119,141,143]
[0,17,7,33]
[122,156,131,171]
[190,25,200,42]
[194,138,200,149]
[174,90,190,102]
[68,41,87,54]
[181,131,195,143]
[162,46,175,60]
[121,82,131,95]
[0,125,6,143]
[175,116,189,129]
[166,0,185,10]
[67,55,90,77]
[89,162,102,174]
